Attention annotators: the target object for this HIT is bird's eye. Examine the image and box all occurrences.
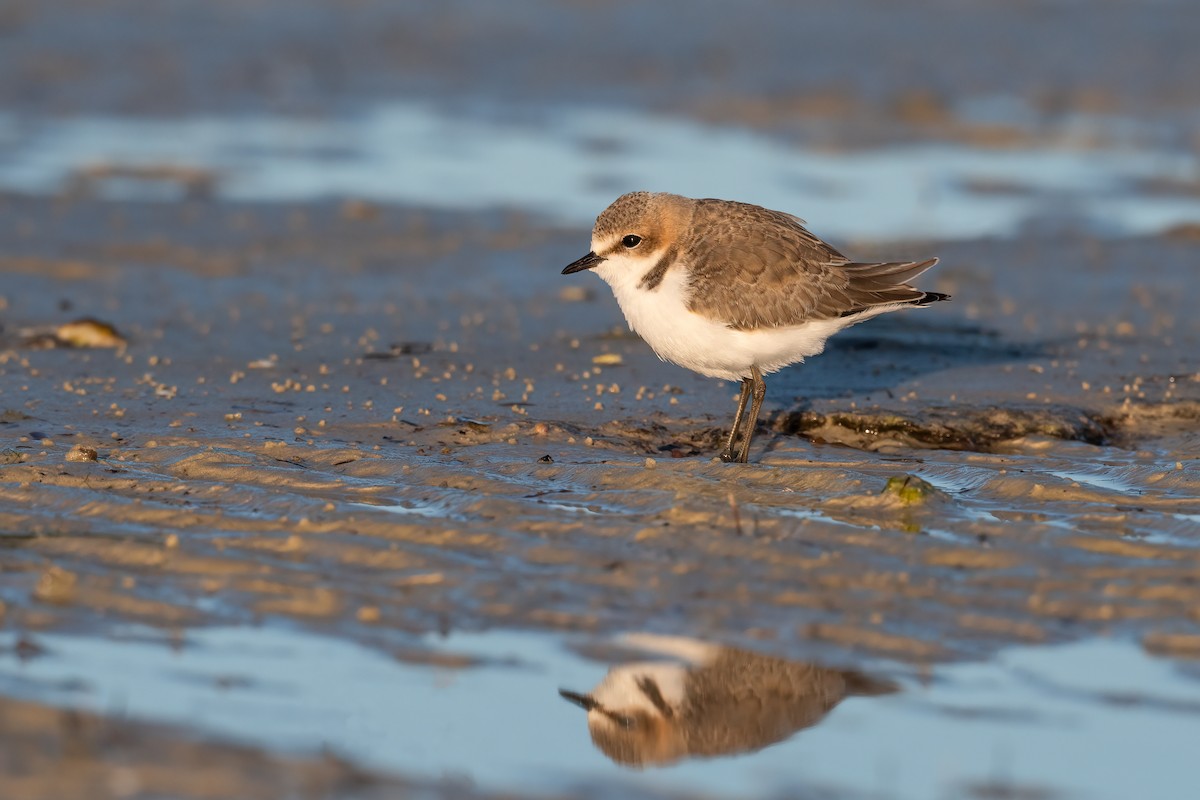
[618,715,636,729]
[621,234,642,248]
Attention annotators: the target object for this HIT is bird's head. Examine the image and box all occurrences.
[562,192,693,287]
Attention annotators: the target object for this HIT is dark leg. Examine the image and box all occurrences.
[736,366,766,464]
[719,378,753,462]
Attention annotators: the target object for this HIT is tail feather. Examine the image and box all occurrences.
[914,291,951,306]
[835,257,948,318]
[842,257,939,284]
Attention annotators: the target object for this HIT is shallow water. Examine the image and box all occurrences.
[1,625,1197,799]
[1,103,1199,240]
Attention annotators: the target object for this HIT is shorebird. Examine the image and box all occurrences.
[563,192,947,462]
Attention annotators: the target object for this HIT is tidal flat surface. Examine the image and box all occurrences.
[1,1,1199,798]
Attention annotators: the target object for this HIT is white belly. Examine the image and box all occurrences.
[593,256,861,382]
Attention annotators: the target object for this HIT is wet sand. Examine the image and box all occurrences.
[1,1,1199,797]
[2,193,1197,652]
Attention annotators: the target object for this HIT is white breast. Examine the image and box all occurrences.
[592,253,865,382]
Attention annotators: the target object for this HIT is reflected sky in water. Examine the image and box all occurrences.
[0,625,1197,799]
[1,104,1198,241]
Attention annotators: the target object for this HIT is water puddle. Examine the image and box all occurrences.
[1,104,1198,240]
[1,626,1196,799]
[1048,468,1142,495]
[352,498,460,520]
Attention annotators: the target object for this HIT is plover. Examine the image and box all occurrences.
[558,634,895,767]
[562,192,948,462]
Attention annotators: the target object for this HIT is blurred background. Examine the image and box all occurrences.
[2,0,1198,242]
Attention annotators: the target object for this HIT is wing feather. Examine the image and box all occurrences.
[683,199,940,329]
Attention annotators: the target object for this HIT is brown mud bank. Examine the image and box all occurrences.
[0,694,408,800]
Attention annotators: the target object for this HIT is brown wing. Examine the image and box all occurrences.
[683,199,940,329]
[682,650,852,758]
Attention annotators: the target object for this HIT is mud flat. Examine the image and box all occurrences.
[2,144,1198,800]
[1,193,1196,654]
[1,0,1200,797]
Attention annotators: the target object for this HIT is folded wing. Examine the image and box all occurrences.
[683,199,944,330]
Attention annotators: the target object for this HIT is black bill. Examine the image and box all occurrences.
[561,251,604,275]
[558,689,599,711]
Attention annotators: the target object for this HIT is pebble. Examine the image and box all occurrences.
[65,444,99,462]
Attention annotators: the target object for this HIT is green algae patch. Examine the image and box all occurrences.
[882,475,943,506]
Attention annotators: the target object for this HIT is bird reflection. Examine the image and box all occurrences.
[559,634,896,768]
